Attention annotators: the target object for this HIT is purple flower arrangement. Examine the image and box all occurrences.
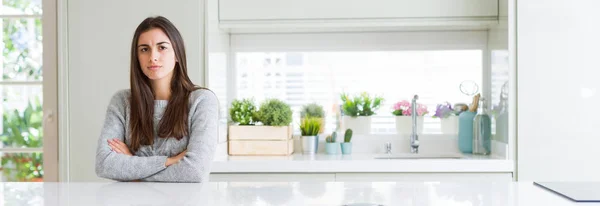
[433,102,457,118]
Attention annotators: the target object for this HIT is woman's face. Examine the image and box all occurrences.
[137,28,177,81]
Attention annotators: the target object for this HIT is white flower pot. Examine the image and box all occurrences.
[395,116,424,135]
[440,116,459,134]
[341,116,371,134]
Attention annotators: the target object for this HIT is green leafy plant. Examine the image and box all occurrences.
[255,99,293,126]
[1,98,44,182]
[344,129,353,143]
[300,103,325,118]
[325,131,337,143]
[340,92,384,117]
[229,98,257,125]
[300,117,322,136]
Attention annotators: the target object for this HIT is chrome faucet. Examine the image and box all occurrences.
[410,95,419,153]
[384,142,392,154]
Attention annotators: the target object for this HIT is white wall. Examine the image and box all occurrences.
[206,0,230,156]
[517,0,600,181]
[67,0,205,181]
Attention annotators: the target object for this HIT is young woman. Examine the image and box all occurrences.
[95,16,218,182]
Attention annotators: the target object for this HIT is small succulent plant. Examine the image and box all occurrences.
[344,129,353,143]
[325,131,337,143]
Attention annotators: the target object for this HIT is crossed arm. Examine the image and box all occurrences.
[95,90,219,182]
[107,138,187,169]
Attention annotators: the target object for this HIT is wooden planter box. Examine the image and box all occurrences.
[228,125,294,156]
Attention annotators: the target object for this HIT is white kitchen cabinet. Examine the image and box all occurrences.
[220,0,498,21]
[219,0,499,30]
[335,173,513,182]
[210,172,513,182]
[209,173,336,182]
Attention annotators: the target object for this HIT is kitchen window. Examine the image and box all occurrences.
[221,31,502,134]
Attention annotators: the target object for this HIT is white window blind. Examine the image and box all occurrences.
[230,31,489,134]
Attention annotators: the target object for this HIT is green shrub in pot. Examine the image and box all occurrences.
[229,98,257,125]
[300,117,322,154]
[300,103,325,118]
[256,99,293,126]
[340,92,383,134]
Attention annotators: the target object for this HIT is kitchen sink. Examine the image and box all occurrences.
[374,153,464,159]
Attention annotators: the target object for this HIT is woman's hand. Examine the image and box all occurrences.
[108,138,133,156]
[165,150,187,167]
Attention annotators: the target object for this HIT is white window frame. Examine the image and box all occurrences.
[0,0,60,182]
[227,31,492,134]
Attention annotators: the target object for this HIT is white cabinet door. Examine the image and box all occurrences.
[210,173,336,182]
[335,173,513,182]
[219,0,498,21]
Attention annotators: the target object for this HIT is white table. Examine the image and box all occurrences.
[4,181,598,206]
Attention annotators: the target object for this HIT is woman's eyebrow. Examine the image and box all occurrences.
[137,42,171,48]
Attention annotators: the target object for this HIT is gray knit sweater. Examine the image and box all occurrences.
[95,89,218,182]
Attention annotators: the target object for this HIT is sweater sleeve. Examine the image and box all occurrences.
[95,90,169,181]
[142,90,219,183]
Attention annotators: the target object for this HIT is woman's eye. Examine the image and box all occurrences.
[160,46,167,50]
[140,48,148,52]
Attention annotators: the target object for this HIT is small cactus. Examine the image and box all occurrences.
[344,129,353,142]
[326,131,337,143]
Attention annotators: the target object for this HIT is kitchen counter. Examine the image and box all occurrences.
[10,181,597,206]
[211,153,514,173]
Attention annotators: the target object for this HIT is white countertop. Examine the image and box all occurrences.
[9,181,597,206]
[211,153,514,173]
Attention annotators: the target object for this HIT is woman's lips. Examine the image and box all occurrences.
[148,65,161,71]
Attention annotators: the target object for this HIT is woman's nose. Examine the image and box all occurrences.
[151,50,160,62]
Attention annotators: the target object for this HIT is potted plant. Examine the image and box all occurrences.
[340,92,383,134]
[0,98,44,182]
[228,98,294,156]
[229,98,257,126]
[324,131,338,154]
[433,102,459,134]
[228,98,260,142]
[341,129,353,154]
[391,100,428,135]
[300,103,326,134]
[255,99,293,127]
[300,117,322,154]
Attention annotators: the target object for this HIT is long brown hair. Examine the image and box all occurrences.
[129,16,199,153]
